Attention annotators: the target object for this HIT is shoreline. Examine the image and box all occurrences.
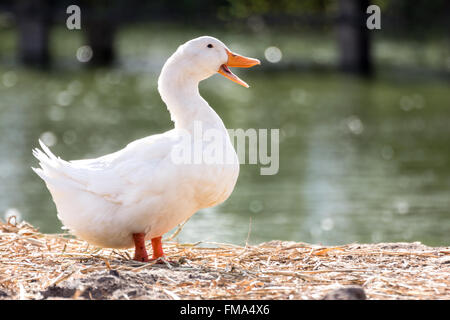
[0,220,449,300]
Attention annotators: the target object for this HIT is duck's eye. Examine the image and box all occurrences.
[207,44,213,48]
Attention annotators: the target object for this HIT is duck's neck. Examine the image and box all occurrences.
[158,61,226,133]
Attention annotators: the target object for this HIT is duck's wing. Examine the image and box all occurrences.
[33,130,180,206]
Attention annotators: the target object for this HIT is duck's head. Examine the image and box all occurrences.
[169,36,260,88]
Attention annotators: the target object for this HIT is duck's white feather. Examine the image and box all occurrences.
[32,36,240,248]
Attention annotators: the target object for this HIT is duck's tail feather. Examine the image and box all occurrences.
[32,140,92,191]
[32,139,60,179]
[32,140,74,184]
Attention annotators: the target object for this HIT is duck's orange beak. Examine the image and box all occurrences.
[217,49,260,88]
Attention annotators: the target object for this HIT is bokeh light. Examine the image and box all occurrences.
[264,46,282,63]
[76,45,93,63]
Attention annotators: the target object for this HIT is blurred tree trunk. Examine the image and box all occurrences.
[337,0,372,76]
[83,1,116,67]
[16,0,50,68]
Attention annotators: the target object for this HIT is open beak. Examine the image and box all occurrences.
[218,49,260,88]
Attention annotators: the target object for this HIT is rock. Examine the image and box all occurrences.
[322,286,367,300]
[0,290,9,298]
[109,269,120,277]
[41,286,77,299]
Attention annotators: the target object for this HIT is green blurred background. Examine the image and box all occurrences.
[0,0,449,246]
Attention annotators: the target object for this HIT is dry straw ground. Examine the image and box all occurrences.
[0,219,449,300]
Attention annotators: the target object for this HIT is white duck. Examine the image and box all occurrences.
[33,36,260,262]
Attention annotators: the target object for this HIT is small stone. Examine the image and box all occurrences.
[109,269,120,277]
[322,286,367,300]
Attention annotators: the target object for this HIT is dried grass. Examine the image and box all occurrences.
[0,218,449,300]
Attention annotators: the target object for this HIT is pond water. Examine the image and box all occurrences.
[0,28,449,246]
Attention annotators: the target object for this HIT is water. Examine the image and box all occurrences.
[0,28,449,247]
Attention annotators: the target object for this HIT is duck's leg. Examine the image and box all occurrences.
[151,236,165,260]
[132,233,149,262]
